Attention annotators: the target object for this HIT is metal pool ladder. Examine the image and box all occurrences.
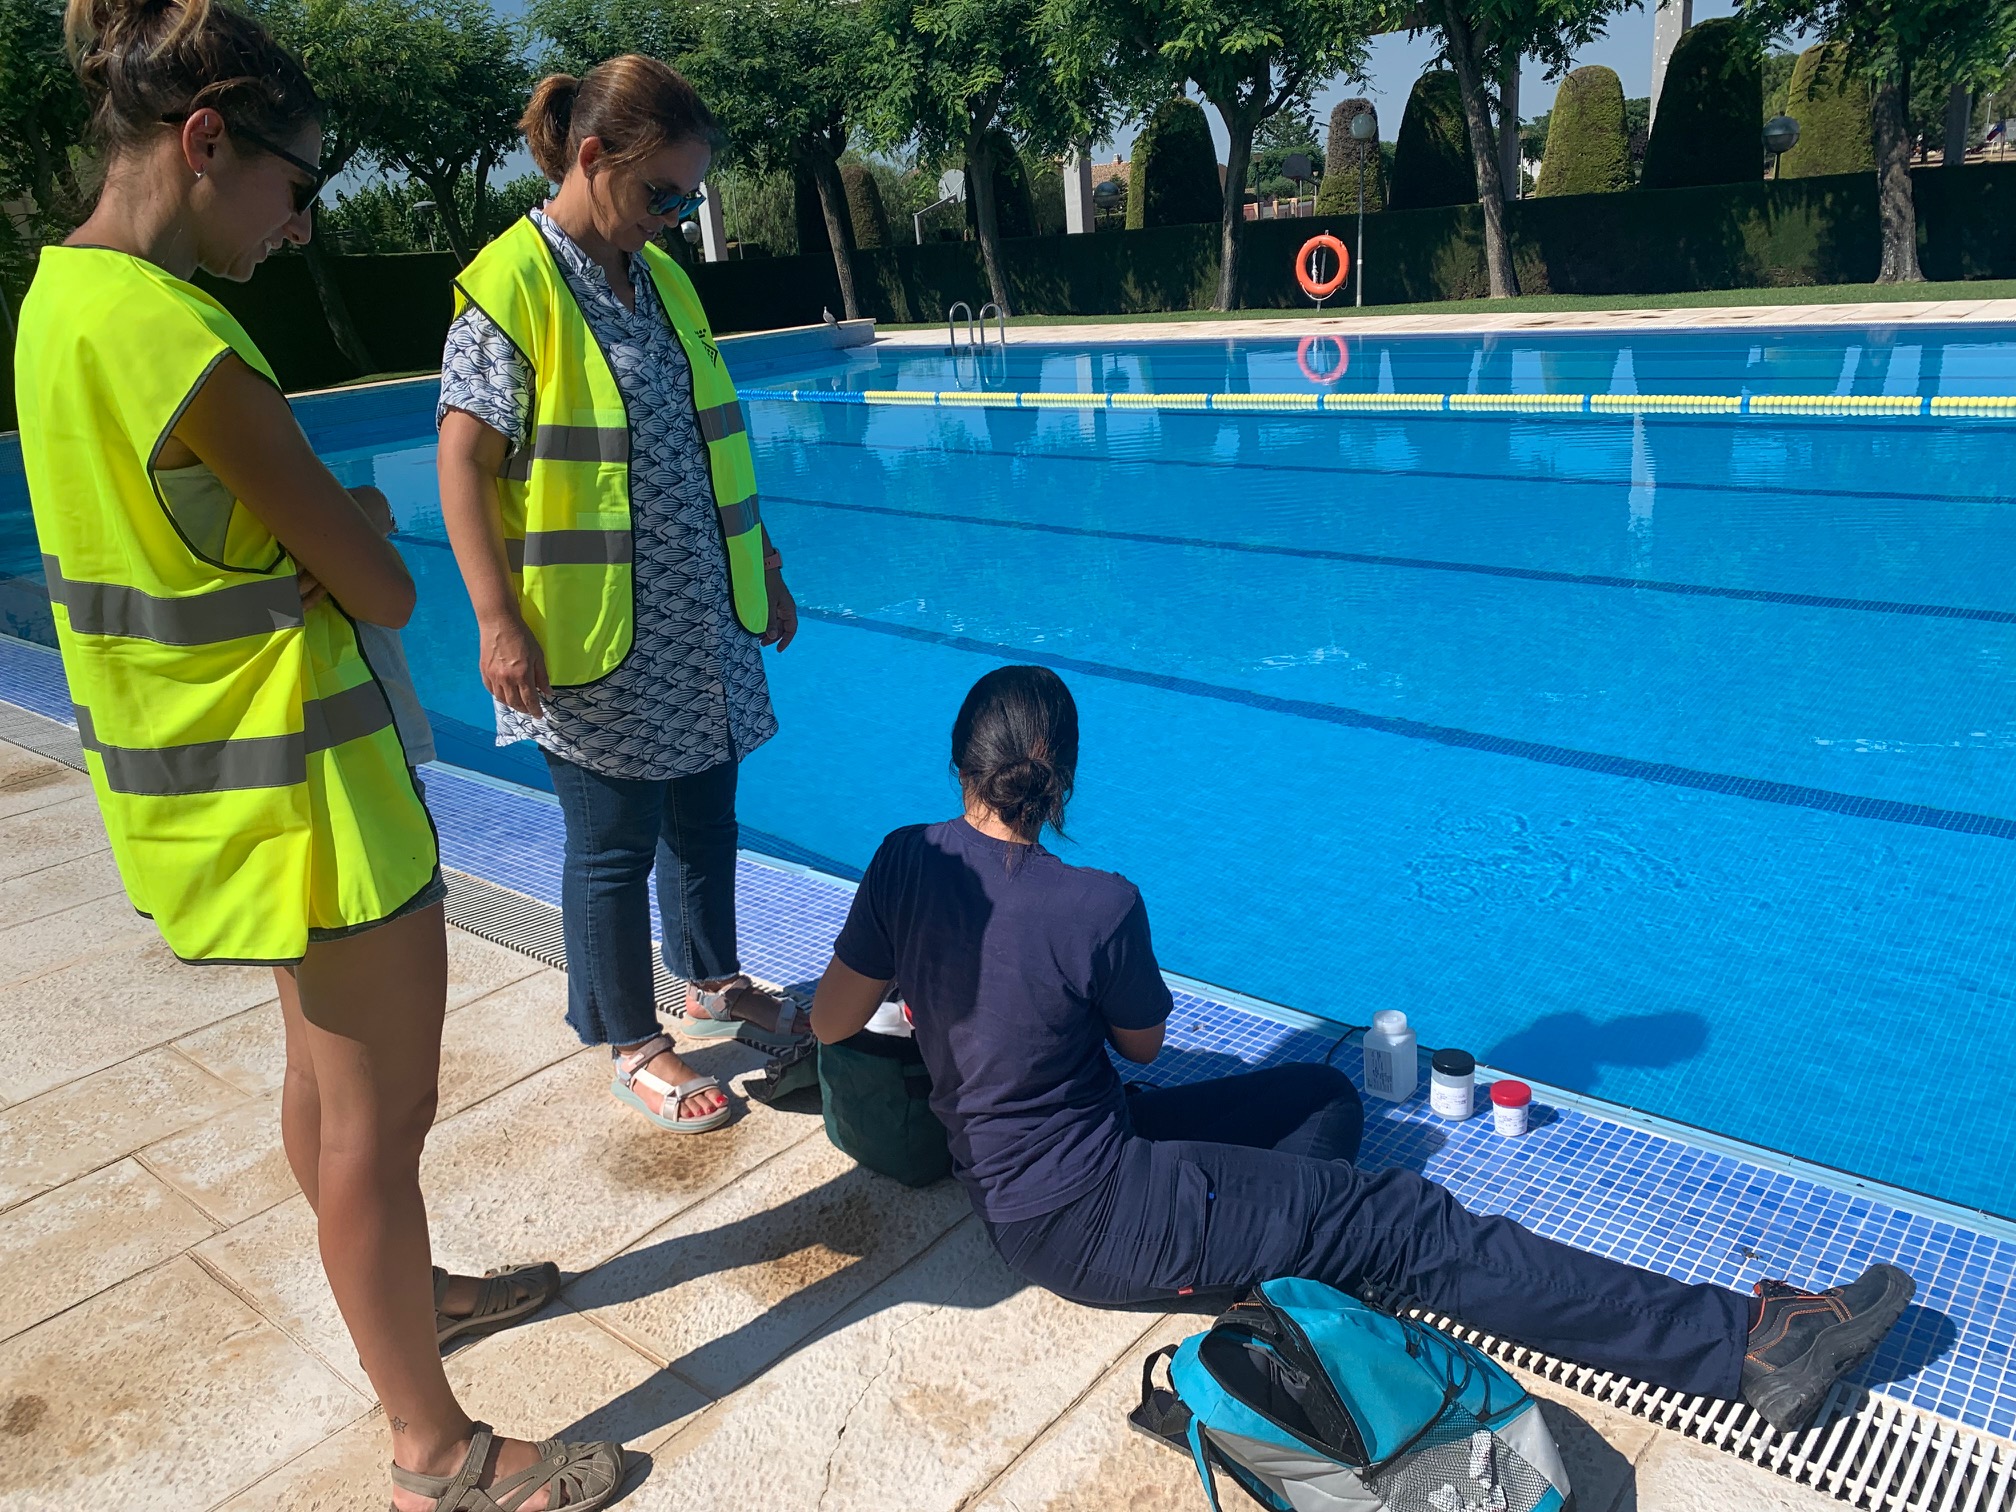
[946,301,1008,353]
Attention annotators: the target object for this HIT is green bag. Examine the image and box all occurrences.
[818,1030,953,1189]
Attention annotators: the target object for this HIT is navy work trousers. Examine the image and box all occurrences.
[985,1063,1748,1399]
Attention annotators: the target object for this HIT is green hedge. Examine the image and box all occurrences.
[1127,97,1221,229]
[1315,98,1385,215]
[1536,66,1633,197]
[6,165,2012,425]
[966,130,1038,241]
[843,164,892,248]
[1778,43,1875,178]
[1391,71,1476,210]
[1641,18,1764,189]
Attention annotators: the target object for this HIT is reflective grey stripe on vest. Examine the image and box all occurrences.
[499,423,628,482]
[77,679,395,797]
[504,530,635,571]
[717,496,761,538]
[44,555,302,646]
[696,401,745,445]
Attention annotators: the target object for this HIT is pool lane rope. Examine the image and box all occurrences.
[740,387,2016,419]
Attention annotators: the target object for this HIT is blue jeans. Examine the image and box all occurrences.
[985,1063,1749,1399]
[543,750,742,1048]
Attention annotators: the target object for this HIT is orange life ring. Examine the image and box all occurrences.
[1296,234,1349,300]
[1297,334,1349,385]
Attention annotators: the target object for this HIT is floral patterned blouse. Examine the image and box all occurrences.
[436,208,776,781]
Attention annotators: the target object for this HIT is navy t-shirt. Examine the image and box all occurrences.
[832,819,1175,1223]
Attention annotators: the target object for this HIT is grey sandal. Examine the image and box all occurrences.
[434,1262,561,1351]
[610,1033,732,1133]
[388,1422,624,1511]
[674,975,811,1049]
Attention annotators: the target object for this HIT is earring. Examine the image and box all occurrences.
[194,168,205,180]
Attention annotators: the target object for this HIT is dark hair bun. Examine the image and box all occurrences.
[951,667,1080,841]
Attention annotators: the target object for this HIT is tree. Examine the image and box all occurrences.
[524,0,698,75]
[1389,68,1475,207]
[1070,0,1379,310]
[842,162,892,246]
[1250,101,1322,195]
[1639,17,1762,188]
[685,0,877,318]
[254,0,447,370]
[1745,0,2016,282]
[867,0,1109,316]
[1533,62,1630,194]
[0,0,88,241]
[1125,95,1221,226]
[1777,42,1875,177]
[369,0,530,265]
[1315,97,1384,213]
[964,128,1039,238]
[1392,0,1640,300]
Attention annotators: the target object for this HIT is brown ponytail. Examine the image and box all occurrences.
[520,54,721,184]
[66,0,319,159]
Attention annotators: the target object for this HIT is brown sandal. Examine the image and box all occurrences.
[389,1422,624,1511]
[434,1262,560,1351]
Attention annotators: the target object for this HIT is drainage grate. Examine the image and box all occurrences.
[1410,1308,2016,1512]
[445,870,2016,1512]
[443,868,693,1011]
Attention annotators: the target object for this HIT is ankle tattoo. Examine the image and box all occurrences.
[390,1416,409,1434]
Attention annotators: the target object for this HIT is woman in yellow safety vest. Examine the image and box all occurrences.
[440,56,804,1136]
[17,1,621,1506]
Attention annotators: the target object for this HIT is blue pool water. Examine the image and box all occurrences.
[4,324,2015,1217]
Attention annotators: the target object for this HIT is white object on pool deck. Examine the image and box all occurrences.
[1363,1009,1417,1102]
[1492,1080,1533,1137]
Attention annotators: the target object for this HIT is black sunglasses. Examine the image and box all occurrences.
[164,113,329,214]
[643,179,705,221]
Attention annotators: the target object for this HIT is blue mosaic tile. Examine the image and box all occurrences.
[4,651,2014,1440]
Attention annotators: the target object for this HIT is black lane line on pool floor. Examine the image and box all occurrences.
[768,494,2016,627]
[778,428,2014,509]
[798,606,2016,842]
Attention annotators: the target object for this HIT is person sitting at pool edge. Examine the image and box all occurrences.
[807,664,1914,1435]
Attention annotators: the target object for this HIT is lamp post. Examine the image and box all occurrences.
[1349,109,1378,307]
[1763,115,1800,179]
[412,199,437,252]
[1092,175,1124,226]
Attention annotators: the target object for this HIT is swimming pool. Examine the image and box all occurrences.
[5,322,2014,1217]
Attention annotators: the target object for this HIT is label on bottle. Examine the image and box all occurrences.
[1364,1047,1393,1095]
[1430,1076,1474,1120]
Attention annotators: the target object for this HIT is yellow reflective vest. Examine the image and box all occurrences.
[14,247,438,964]
[453,216,767,686]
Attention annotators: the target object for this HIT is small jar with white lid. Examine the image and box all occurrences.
[1429,1048,1475,1120]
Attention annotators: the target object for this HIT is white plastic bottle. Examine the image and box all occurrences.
[1362,1010,1418,1102]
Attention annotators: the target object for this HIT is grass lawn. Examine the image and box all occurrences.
[881,278,2016,330]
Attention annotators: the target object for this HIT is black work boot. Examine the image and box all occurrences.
[1740,1265,1915,1433]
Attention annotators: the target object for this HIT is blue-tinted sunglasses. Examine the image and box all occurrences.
[644,179,705,220]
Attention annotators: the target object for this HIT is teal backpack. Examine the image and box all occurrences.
[1133,1278,1572,1512]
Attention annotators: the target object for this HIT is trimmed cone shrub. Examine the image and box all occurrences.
[842,164,892,248]
[1127,96,1221,229]
[1389,71,1477,210]
[1777,42,1875,178]
[1535,65,1632,196]
[965,129,1038,239]
[794,169,855,258]
[1640,18,1764,189]
[1315,97,1386,215]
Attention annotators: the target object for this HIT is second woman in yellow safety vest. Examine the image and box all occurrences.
[439,56,806,1136]
[18,0,621,1505]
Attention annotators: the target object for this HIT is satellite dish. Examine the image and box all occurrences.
[938,169,966,202]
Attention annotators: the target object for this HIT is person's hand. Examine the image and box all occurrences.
[349,484,395,537]
[297,566,328,612]
[481,612,551,716]
[761,570,797,651]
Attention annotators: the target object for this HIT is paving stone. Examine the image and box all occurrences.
[211,1305,708,1511]
[966,1314,1200,1512]
[0,933,276,1102]
[631,1218,1163,1512]
[570,1129,971,1395]
[436,967,585,1119]
[445,926,546,1009]
[1507,1365,1662,1512]
[0,1158,216,1341]
[0,1047,246,1210]
[0,792,111,882]
[141,1091,297,1226]
[0,751,90,818]
[193,1195,370,1393]
[0,847,125,931]
[0,1256,366,1512]
[1634,1430,1847,1511]
[175,1006,288,1096]
[417,1041,813,1277]
[0,889,159,988]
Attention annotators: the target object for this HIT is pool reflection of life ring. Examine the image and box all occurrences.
[1298,334,1350,385]
[1296,234,1350,300]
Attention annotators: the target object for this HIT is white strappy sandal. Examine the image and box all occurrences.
[609,1033,732,1133]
